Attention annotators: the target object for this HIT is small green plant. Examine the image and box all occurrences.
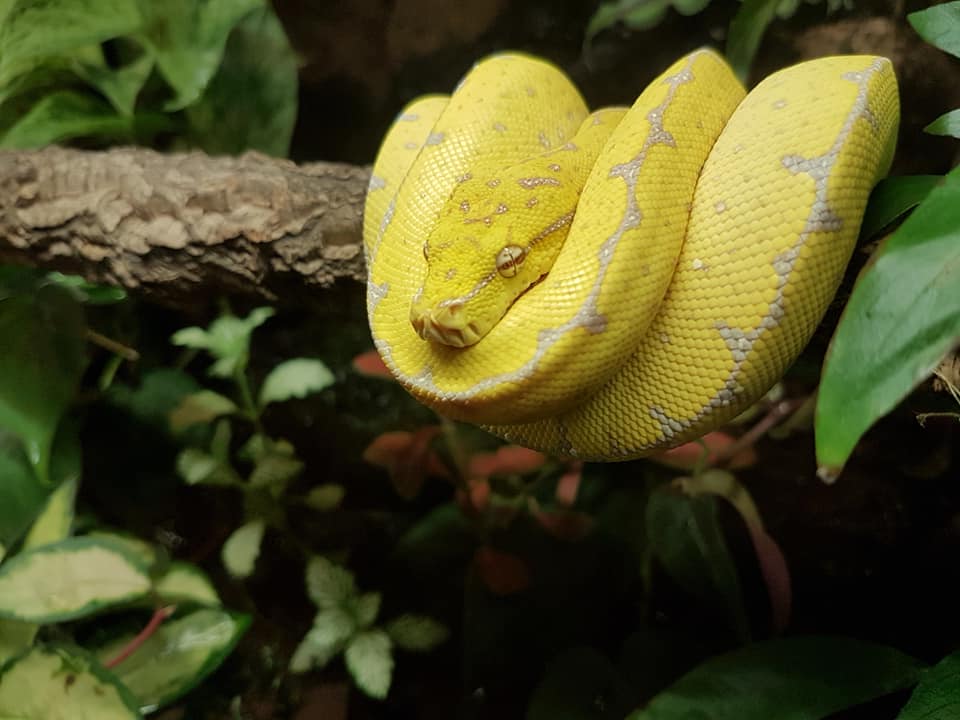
[0,269,248,718]
[586,0,852,79]
[289,556,449,700]
[169,306,336,578]
[0,0,297,155]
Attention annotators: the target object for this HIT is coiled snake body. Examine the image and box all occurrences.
[363,49,899,461]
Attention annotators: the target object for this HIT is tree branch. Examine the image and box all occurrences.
[0,146,370,308]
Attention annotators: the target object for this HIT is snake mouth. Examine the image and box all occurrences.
[410,304,483,348]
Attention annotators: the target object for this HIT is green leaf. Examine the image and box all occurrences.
[72,51,154,116]
[175,447,240,486]
[585,0,671,43]
[384,615,449,652]
[896,650,960,719]
[0,0,143,83]
[97,609,248,713]
[209,417,233,463]
[908,2,960,60]
[352,593,381,630]
[725,0,781,81]
[0,537,150,623]
[306,556,357,610]
[171,307,274,378]
[0,645,142,719]
[185,5,297,156]
[221,519,264,579]
[85,531,157,569]
[860,175,942,240]
[0,88,131,149]
[237,432,268,462]
[816,165,960,477]
[169,390,238,432]
[646,489,750,641]
[0,436,48,550]
[0,56,77,110]
[258,358,335,407]
[0,420,82,567]
[304,483,345,511]
[20,476,78,551]
[247,438,303,495]
[0,454,79,661]
[345,630,393,700]
[672,0,711,15]
[136,0,263,110]
[288,607,356,673]
[153,562,221,607]
[625,636,923,720]
[0,282,85,483]
[45,272,127,304]
[924,109,960,138]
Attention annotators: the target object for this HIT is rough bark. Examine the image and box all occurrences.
[0,146,370,308]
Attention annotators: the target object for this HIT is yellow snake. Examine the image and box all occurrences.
[363,49,899,461]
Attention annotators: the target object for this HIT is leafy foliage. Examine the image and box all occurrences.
[221,519,265,579]
[625,636,923,719]
[169,307,337,578]
[896,650,960,720]
[96,609,250,713]
[171,306,275,380]
[291,556,448,699]
[0,0,297,153]
[0,275,86,484]
[0,646,142,720]
[259,358,336,407]
[585,0,714,44]
[816,156,960,477]
[585,0,851,79]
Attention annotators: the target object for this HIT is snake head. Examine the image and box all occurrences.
[410,198,576,347]
[410,225,531,348]
[410,158,583,348]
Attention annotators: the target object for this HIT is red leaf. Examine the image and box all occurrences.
[469,445,548,478]
[650,431,757,470]
[473,546,531,595]
[362,426,448,499]
[457,478,491,514]
[529,503,593,541]
[554,462,583,507]
[362,431,416,469]
[352,349,394,380]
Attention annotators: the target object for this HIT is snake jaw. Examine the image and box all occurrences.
[410,303,483,348]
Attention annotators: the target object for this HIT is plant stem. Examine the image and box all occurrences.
[103,605,177,668]
[715,398,804,467]
[235,369,263,430]
[85,328,140,361]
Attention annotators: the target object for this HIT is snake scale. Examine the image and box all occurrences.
[363,49,899,461]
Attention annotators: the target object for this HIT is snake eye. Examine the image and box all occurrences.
[495,245,526,278]
[422,243,430,261]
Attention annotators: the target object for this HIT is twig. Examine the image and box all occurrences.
[714,397,806,467]
[85,328,140,361]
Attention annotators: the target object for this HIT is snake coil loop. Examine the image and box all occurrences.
[364,49,900,461]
